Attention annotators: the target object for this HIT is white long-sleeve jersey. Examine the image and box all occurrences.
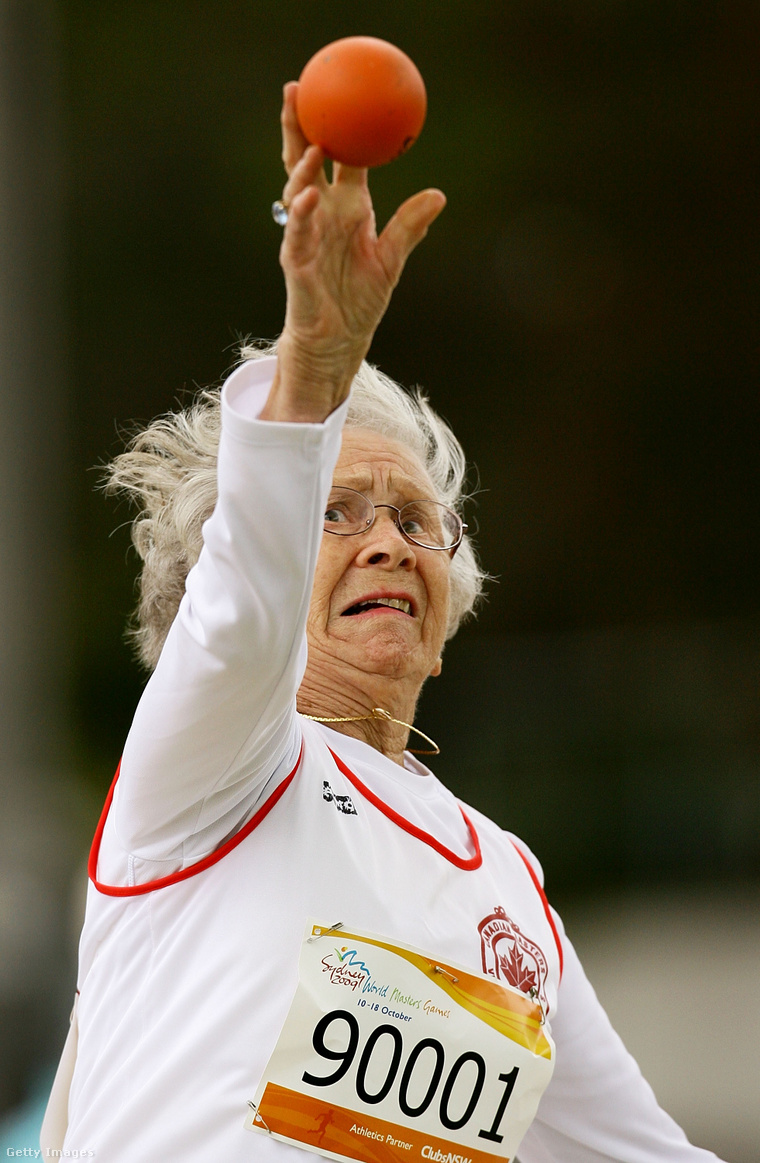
[62,357,724,1163]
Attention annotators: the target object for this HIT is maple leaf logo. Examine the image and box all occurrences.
[478,904,550,1013]
[498,942,538,994]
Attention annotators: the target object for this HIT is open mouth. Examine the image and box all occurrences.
[341,597,414,617]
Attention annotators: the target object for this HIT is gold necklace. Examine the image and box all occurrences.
[301,706,440,756]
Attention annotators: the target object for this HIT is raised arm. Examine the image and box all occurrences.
[98,85,445,881]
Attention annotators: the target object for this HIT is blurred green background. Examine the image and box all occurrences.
[1,0,758,1157]
[65,0,759,891]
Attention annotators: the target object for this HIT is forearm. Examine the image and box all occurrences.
[519,921,725,1163]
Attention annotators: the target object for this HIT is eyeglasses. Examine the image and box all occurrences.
[324,486,466,554]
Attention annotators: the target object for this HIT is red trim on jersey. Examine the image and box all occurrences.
[328,748,483,871]
[510,840,564,980]
[87,743,304,897]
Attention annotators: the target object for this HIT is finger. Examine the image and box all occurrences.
[281,185,321,248]
[281,81,310,175]
[332,160,369,190]
[282,144,326,207]
[376,188,447,282]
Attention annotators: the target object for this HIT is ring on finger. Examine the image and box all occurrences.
[271,199,289,226]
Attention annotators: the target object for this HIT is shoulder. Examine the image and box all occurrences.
[457,798,547,887]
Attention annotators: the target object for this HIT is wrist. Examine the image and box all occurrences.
[259,330,365,423]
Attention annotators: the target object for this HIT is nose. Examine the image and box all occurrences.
[354,507,418,570]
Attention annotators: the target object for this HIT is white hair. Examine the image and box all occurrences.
[105,342,487,670]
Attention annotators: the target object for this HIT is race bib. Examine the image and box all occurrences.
[245,921,554,1162]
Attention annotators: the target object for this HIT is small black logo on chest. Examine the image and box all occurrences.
[322,781,358,815]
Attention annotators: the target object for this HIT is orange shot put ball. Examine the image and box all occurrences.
[296,37,427,168]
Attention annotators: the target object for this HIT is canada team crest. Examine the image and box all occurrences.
[478,905,549,1013]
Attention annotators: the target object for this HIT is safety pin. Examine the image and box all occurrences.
[529,986,546,1026]
[248,1101,272,1133]
[308,921,345,943]
[432,964,459,984]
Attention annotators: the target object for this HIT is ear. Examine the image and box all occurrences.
[430,657,443,678]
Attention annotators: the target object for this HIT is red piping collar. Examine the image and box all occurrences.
[328,747,483,871]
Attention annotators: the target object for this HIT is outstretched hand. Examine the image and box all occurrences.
[261,82,445,423]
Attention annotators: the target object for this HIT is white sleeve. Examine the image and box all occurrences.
[517,915,725,1163]
[102,356,348,873]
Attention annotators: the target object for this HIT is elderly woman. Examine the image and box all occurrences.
[46,86,724,1163]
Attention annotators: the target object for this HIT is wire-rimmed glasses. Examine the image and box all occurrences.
[324,487,466,554]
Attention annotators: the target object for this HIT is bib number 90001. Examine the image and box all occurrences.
[303,1008,518,1145]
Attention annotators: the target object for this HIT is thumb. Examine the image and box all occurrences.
[377,188,446,284]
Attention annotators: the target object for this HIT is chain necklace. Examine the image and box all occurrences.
[302,706,440,756]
